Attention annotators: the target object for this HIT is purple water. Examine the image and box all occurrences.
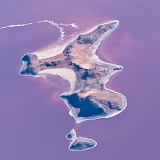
[0,0,160,159]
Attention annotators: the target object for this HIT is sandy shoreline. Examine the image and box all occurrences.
[19,20,127,123]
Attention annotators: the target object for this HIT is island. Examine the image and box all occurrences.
[20,20,127,151]
[66,129,97,151]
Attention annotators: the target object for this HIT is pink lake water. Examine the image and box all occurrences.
[0,0,160,159]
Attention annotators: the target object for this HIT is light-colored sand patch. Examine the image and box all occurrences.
[37,68,77,92]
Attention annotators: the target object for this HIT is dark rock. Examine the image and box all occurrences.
[113,67,122,71]
[77,35,94,44]
[61,93,106,118]
[108,101,121,111]
[20,67,37,75]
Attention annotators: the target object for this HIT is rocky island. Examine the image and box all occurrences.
[66,129,97,151]
[20,20,127,151]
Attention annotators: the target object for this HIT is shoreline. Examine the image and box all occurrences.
[19,20,127,124]
[19,20,127,152]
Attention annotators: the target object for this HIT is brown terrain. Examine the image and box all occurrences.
[20,20,127,123]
